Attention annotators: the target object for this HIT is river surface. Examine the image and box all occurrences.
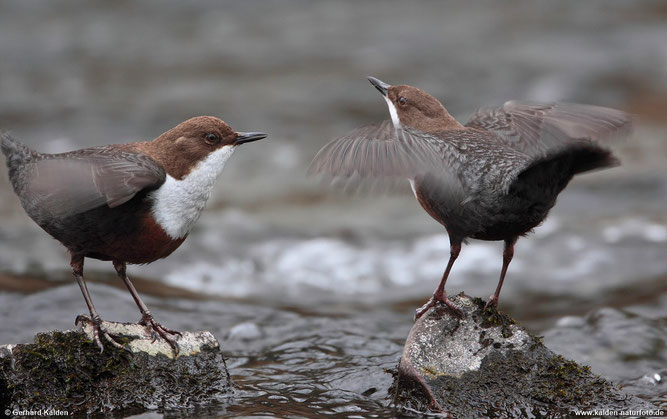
[0,1,665,416]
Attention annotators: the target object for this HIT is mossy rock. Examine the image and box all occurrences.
[391,293,653,417]
[0,323,232,415]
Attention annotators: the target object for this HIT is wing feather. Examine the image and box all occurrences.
[310,121,446,178]
[26,148,165,218]
[309,120,472,199]
[465,101,633,159]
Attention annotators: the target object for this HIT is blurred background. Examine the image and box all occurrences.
[0,0,665,415]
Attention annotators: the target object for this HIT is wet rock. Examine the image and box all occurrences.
[0,321,232,415]
[391,294,654,417]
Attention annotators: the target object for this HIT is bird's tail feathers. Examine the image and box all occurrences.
[1,132,38,189]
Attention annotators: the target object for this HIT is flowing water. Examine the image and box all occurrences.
[0,1,666,416]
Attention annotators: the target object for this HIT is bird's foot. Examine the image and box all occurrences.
[414,299,435,321]
[483,295,499,312]
[414,293,464,321]
[139,312,182,355]
[75,314,129,354]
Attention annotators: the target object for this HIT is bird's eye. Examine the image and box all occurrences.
[204,133,220,144]
[398,96,407,106]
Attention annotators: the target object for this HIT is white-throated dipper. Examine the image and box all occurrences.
[310,77,632,318]
[1,116,266,352]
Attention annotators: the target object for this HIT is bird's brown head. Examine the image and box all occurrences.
[143,116,266,179]
[368,77,463,133]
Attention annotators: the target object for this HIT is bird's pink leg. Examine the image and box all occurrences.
[113,260,182,355]
[415,241,463,320]
[71,254,126,352]
[485,237,518,310]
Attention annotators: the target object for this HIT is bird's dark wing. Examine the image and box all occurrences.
[25,148,166,218]
[309,120,465,192]
[465,101,632,162]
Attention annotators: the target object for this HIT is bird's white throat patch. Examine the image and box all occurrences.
[408,179,418,199]
[151,145,236,239]
[384,96,401,128]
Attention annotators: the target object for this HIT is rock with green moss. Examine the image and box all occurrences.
[391,294,653,417]
[0,321,232,415]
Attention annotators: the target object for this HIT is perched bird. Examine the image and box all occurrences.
[310,77,632,318]
[1,116,266,352]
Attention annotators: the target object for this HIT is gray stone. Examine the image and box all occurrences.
[0,321,232,415]
[391,294,654,417]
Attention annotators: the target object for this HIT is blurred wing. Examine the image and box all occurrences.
[309,121,463,193]
[27,150,165,218]
[465,101,632,161]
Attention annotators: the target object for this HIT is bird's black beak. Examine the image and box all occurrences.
[235,132,267,145]
[368,76,390,97]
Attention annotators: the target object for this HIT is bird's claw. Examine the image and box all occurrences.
[75,314,130,354]
[414,299,436,321]
[484,295,499,312]
[414,293,464,321]
[139,313,181,355]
